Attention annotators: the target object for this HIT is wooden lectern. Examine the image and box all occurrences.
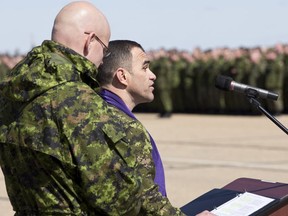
[223,177,288,216]
[181,177,288,216]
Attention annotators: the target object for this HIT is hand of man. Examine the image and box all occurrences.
[196,210,217,216]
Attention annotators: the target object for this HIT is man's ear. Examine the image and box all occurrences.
[84,34,93,56]
[115,68,128,86]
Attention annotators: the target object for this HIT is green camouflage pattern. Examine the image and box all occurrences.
[153,57,173,114]
[0,40,185,215]
[264,54,285,114]
[0,61,9,81]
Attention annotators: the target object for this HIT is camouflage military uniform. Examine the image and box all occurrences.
[154,57,174,117]
[264,54,285,114]
[0,40,185,216]
[0,60,9,80]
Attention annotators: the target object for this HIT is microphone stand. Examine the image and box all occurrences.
[247,96,288,135]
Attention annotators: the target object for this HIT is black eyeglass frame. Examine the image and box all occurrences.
[84,32,110,57]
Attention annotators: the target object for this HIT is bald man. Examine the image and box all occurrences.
[51,1,110,67]
[0,2,214,216]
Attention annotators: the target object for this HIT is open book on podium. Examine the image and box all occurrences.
[181,177,288,216]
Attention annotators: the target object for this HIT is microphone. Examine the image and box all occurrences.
[215,75,278,101]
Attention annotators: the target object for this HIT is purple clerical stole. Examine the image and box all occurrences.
[98,89,167,197]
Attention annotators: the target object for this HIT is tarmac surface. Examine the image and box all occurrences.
[1,113,288,215]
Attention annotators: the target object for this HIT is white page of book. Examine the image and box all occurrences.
[211,192,275,216]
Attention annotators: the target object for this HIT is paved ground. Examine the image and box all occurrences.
[1,114,288,215]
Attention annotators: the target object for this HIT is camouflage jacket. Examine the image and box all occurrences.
[0,40,185,216]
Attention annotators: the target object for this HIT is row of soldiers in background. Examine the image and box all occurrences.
[1,44,288,116]
[0,54,24,80]
[135,44,288,116]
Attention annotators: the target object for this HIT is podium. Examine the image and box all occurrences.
[181,177,288,216]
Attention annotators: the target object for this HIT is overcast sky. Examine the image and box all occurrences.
[2,0,288,54]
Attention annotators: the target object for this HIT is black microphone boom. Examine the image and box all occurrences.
[215,75,278,101]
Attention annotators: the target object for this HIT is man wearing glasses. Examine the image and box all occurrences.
[0,1,214,216]
[84,31,111,58]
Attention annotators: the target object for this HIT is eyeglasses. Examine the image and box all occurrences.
[84,32,111,57]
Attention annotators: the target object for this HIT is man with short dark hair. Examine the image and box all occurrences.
[97,40,215,216]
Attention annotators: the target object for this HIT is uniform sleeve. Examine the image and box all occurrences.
[122,124,186,216]
[101,114,186,216]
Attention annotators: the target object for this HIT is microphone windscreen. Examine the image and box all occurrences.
[215,75,233,91]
